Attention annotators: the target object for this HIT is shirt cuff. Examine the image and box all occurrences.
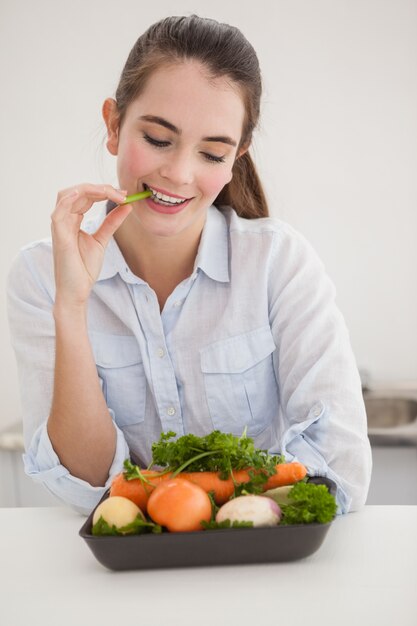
[271,402,352,514]
[23,412,130,516]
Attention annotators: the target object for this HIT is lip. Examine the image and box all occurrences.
[145,195,192,215]
[144,183,192,201]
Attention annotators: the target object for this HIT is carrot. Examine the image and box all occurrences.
[110,462,307,510]
[110,469,172,513]
[177,469,249,504]
[181,463,307,504]
[262,462,307,490]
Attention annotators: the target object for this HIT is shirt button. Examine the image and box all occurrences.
[173,300,183,308]
[166,407,176,416]
[313,405,322,417]
[157,348,165,358]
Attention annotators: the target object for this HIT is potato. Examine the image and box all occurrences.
[216,494,282,527]
[92,496,144,531]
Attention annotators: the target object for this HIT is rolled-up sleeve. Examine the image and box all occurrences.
[7,245,129,515]
[23,413,129,515]
[268,227,372,513]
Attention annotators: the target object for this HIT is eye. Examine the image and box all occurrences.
[143,133,170,148]
[202,153,226,164]
[144,133,225,164]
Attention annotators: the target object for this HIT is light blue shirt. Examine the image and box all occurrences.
[7,205,372,515]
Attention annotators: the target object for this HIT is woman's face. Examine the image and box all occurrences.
[104,61,247,239]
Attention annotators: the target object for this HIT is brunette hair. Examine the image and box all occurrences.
[113,14,268,219]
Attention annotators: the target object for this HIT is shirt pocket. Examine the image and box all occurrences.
[90,332,146,428]
[200,325,279,437]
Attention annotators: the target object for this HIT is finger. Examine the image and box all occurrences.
[93,204,133,249]
[55,184,126,216]
[57,183,127,213]
[57,183,126,203]
[51,189,82,224]
[69,185,126,214]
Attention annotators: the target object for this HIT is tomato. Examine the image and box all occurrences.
[147,478,212,532]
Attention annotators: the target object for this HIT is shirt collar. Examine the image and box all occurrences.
[96,204,230,284]
[193,205,230,283]
[97,236,128,281]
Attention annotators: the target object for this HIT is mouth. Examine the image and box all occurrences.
[143,183,192,207]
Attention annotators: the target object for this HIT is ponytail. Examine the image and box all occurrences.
[215,151,269,219]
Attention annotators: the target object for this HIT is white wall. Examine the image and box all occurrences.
[1,0,416,431]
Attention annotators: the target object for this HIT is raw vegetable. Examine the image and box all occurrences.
[262,485,294,506]
[279,482,337,525]
[91,496,161,536]
[111,460,307,510]
[215,495,282,527]
[121,190,152,204]
[92,496,143,530]
[92,514,161,536]
[110,468,172,513]
[151,430,285,477]
[147,478,212,532]
[201,519,254,530]
[182,462,306,501]
[110,430,307,510]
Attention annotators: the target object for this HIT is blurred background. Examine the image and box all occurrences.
[1,0,416,506]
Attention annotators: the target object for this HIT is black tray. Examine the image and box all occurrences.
[79,476,336,571]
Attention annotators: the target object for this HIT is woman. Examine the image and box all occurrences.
[7,15,371,515]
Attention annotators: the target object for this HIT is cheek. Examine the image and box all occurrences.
[117,141,159,180]
[202,167,233,197]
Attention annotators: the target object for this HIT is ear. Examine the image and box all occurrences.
[102,98,120,156]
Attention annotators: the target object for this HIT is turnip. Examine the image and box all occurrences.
[92,496,145,533]
[216,494,282,527]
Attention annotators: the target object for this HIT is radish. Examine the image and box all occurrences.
[216,494,282,527]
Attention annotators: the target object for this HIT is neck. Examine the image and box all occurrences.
[114,214,205,308]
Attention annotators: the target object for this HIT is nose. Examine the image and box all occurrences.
[159,148,194,187]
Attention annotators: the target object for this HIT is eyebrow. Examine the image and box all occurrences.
[139,114,237,147]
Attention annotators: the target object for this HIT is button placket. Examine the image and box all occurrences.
[131,282,183,433]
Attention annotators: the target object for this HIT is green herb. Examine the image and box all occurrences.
[122,459,171,483]
[121,190,152,204]
[150,430,284,484]
[201,519,254,530]
[280,482,337,525]
[233,469,272,496]
[92,515,162,536]
[207,490,220,520]
[92,516,119,536]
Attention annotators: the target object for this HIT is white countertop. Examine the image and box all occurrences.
[0,505,416,626]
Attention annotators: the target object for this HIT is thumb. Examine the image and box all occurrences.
[93,204,132,249]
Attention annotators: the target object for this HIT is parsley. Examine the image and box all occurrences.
[92,514,162,536]
[201,519,254,530]
[122,459,170,483]
[150,430,284,484]
[280,482,337,525]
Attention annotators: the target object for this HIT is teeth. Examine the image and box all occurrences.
[147,186,187,205]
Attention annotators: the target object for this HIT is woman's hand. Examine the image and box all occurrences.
[51,183,132,311]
